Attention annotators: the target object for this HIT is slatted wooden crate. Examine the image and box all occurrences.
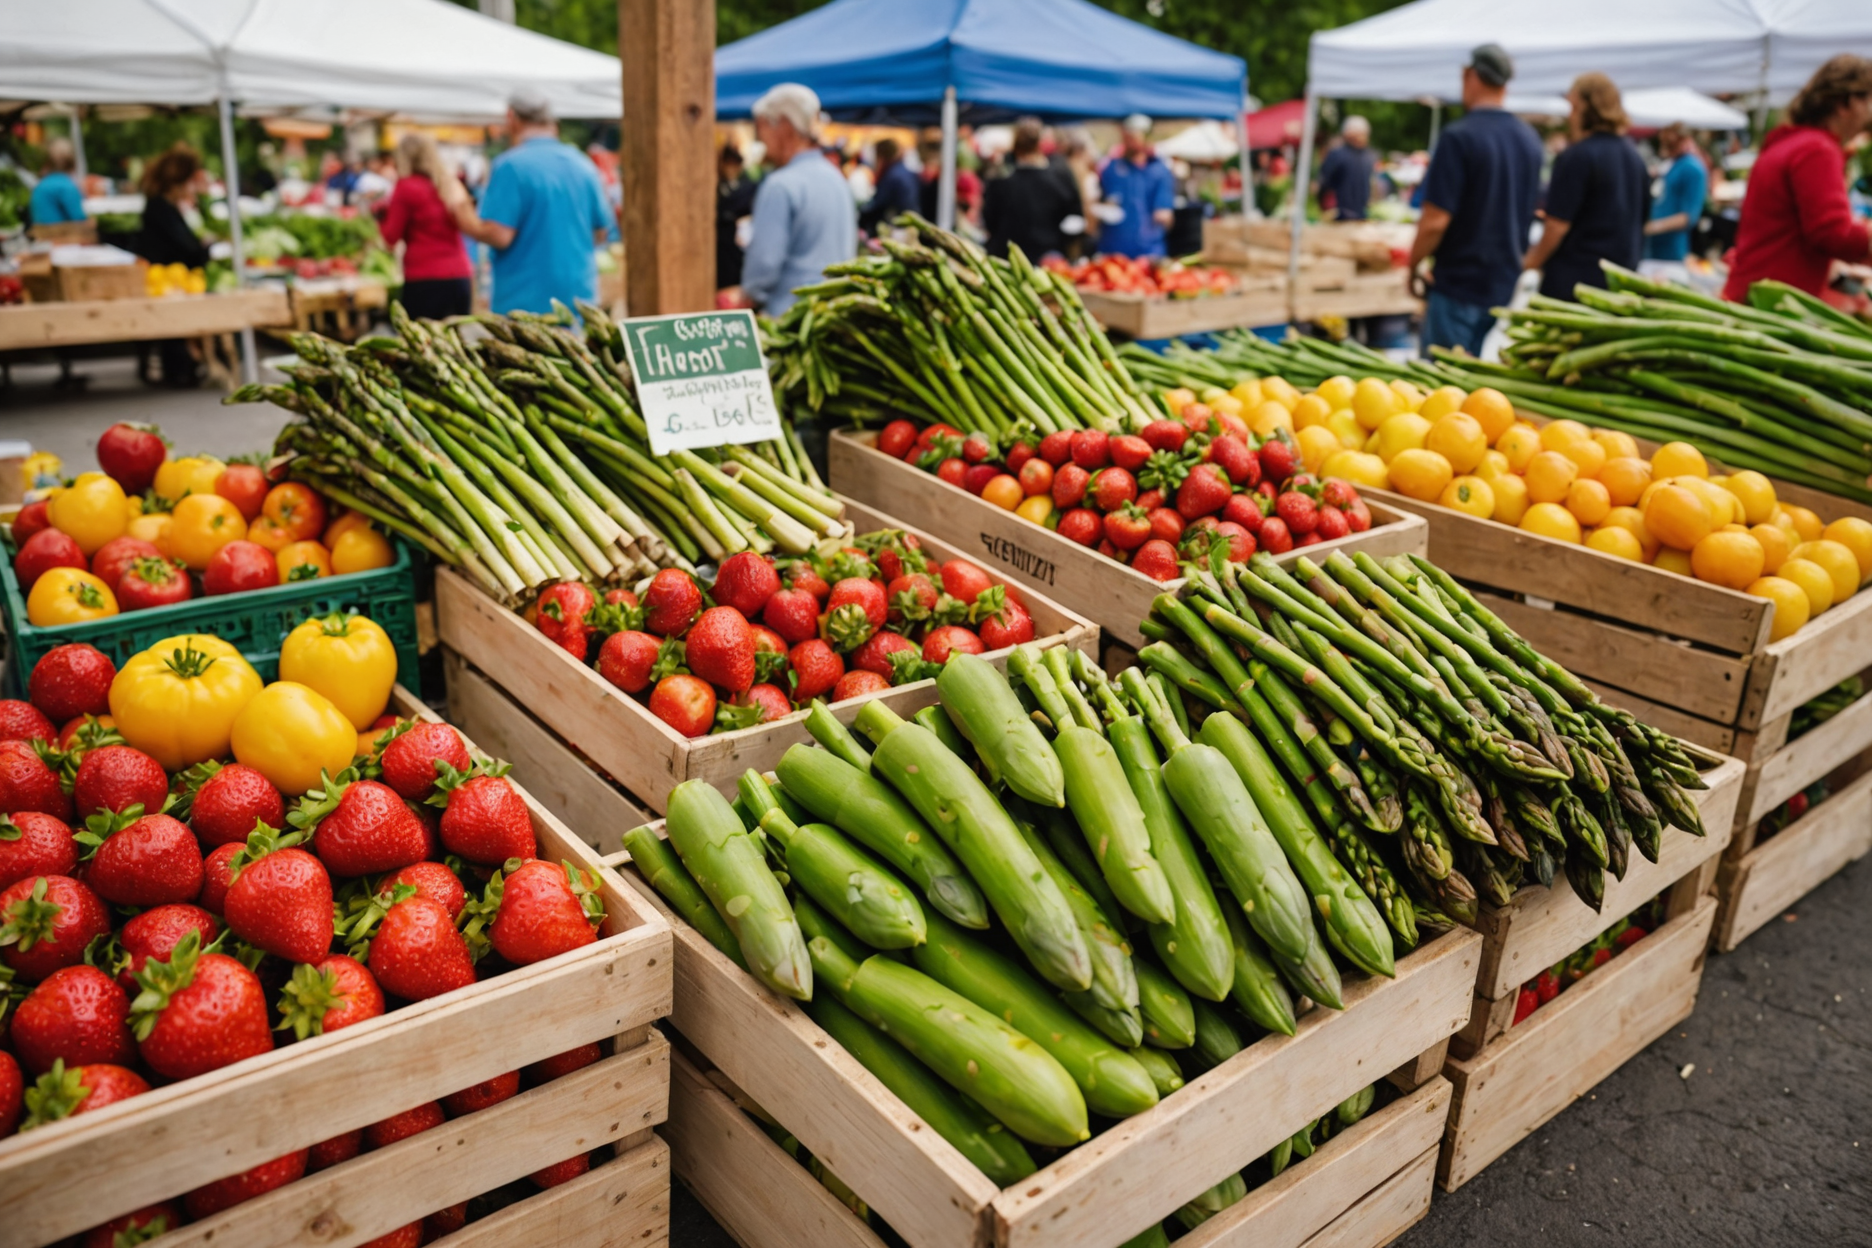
[434,494,1096,816]
[0,687,673,1248]
[1077,275,1288,340]
[829,429,1427,651]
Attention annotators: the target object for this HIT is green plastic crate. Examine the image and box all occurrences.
[0,538,422,699]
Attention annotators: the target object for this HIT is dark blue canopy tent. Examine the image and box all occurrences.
[716,0,1247,225]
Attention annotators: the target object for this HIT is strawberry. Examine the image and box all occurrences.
[0,702,53,745]
[1222,492,1266,534]
[1069,430,1110,469]
[649,674,716,739]
[130,930,273,1079]
[296,775,431,878]
[750,624,790,684]
[978,600,1035,649]
[923,626,985,664]
[1175,463,1232,520]
[444,1070,521,1117]
[738,683,793,724]
[876,419,917,459]
[1147,507,1185,544]
[1037,429,1074,466]
[1276,490,1319,535]
[832,669,891,701]
[0,875,110,983]
[685,606,757,694]
[72,745,168,820]
[886,573,939,625]
[1057,508,1101,547]
[788,640,844,703]
[0,741,72,821]
[0,1052,17,1138]
[1258,516,1294,554]
[199,844,240,915]
[377,723,472,804]
[786,563,832,602]
[525,1042,603,1085]
[712,552,781,618]
[1181,403,1214,434]
[642,568,703,636]
[1004,440,1036,474]
[913,422,962,455]
[762,587,823,645]
[476,858,604,966]
[96,422,168,495]
[14,529,86,590]
[183,1151,308,1220]
[961,463,999,495]
[113,904,220,991]
[1257,437,1296,485]
[224,825,334,964]
[20,1060,149,1129]
[1096,538,1121,561]
[828,578,888,633]
[384,860,467,919]
[1345,496,1373,533]
[961,431,995,464]
[1320,478,1361,510]
[1131,540,1180,582]
[1207,435,1259,487]
[1091,466,1138,512]
[1136,487,1164,512]
[1104,504,1152,552]
[77,809,204,907]
[534,581,597,661]
[1214,521,1257,563]
[852,630,919,676]
[1109,434,1153,472]
[596,630,670,694]
[0,812,78,891]
[56,715,122,761]
[307,1131,364,1173]
[431,766,536,866]
[1051,462,1089,508]
[10,965,134,1075]
[425,1207,469,1239]
[532,1153,593,1189]
[80,1203,182,1248]
[277,954,384,1040]
[183,761,287,848]
[1315,504,1351,541]
[369,895,476,1000]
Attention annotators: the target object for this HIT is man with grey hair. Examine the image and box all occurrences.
[451,87,613,314]
[1316,115,1377,221]
[740,83,855,315]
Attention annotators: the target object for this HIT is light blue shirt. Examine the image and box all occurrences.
[1645,153,1708,263]
[742,149,857,316]
[1098,156,1175,257]
[480,136,613,315]
[29,172,85,225]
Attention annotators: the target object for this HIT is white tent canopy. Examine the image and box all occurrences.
[1504,87,1750,130]
[1156,120,1240,162]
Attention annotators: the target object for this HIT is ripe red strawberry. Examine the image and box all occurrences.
[1208,435,1259,487]
[1037,429,1074,466]
[1104,505,1152,552]
[1316,504,1351,541]
[533,581,596,662]
[113,904,220,991]
[877,419,917,459]
[1176,463,1233,520]
[199,843,240,915]
[185,762,289,849]
[425,1207,469,1239]
[14,529,86,590]
[525,1042,603,1085]
[183,1151,308,1220]
[978,600,1035,649]
[1214,521,1257,563]
[940,561,996,609]
[0,702,53,745]
[0,812,77,891]
[130,931,273,1079]
[10,965,134,1075]
[1222,492,1266,534]
[958,431,992,465]
[1147,507,1186,544]
[1320,478,1360,510]
[307,1131,364,1173]
[1132,539,1180,582]
[828,578,888,632]
[96,422,168,495]
[0,741,73,821]
[788,640,844,703]
[1276,491,1319,535]
[1109,434,1153,472]
[1095,538,1121,561]
[370,896,476,1001]
[1057,508,1101,547]
[80,1202,181,1248]
[78,810,203,907]
[0,1052,17,1138]
[886,573,939,625]
[738,683,794,724]
[1136,487,1165,512]
[686,606,757,694]
[832,669,891,701]
[1257,437,1296,485]
[750,623,790,683]
[762,587,822,645]
[1091,466,1138,512]
[596,629,666,694]
[0,875,110,983]
[923,626,985,664]
[532,1153,593,1189]
[223,827,333,965]
[1069,429,1111,469]
[1345,496,1373,533]
[1141,419,1190,452]
[649,674,716,739]
[300,776,430,878]
[1051,462,1089,508]
[642,568,703,636]
[1258,516,1294,554]
[786,563,832,602]
[712,551,781,619]
[852,630,919,676]
[277,954,385,1040]
[72,745,168,820]
[384,860,466,919]
[432,768,537,866]
[443,1069,521,1117]
[1005,440,1037,474]
[376,723,471,804]
[20,1060,149,1129]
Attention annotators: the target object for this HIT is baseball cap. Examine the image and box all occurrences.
[1122,114,1153,135]
[1468,44,1514,87]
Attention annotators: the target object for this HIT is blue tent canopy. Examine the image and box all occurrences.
[716,0,1247,122]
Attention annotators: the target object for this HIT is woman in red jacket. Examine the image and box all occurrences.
[378,133,474,319]
[1723,55,1872,302]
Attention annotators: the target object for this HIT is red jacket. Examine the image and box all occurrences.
[378,174,472,282]
[1723,125,1870,301]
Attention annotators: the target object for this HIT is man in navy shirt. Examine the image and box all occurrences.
[1098,115,1175,257]
[1317,116,1377,221]
[860,137,920,235]
[1408,45,1544,357]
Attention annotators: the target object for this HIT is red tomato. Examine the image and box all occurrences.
[214,464,270,521]
[203,541,280,596]
[261,483,327,542]
[117,557,193,610]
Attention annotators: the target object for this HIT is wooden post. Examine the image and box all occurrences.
[619,0,716,315]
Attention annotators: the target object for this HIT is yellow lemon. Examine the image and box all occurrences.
[1315,375,1356,409]
[1321,409,1361,449]
[1746,577,1812,641]
[1460,387,1517,443]
[1558,436,1607,480]
[1364,429,1383,455]
[1822,517,1872,584]
[1720,470,1777,525]
[1788,540,1860,603]
[1491,474,1531,526]
[1780,503,1824,544]
[1520,502,1582,543]
[1538,419,1591,453]
[1474,449,1512,485]
[1261,375,1301,411]
[1751,522,1791,574]
[1523,451,1579,505]
[1586,525,1644,561]
[1565,478,1612,527]
[1590,428,1640,460]
[1690,530,1766,590]
[1495,424,1542,473]
[1231,378,1265,408]
[1375,412,1432,462]
[1163,387,1195,415]
[1651,440,1708,479]
[1351,377,1401,430]
[1419,386,1468,422]
[1644,484,1716,551]
[1210,393,1245,418]
[1390,379,1427,412]
[1388,448,1453,502]
[1297,425,1344,474]
[1320,449,1390,490]
[1251,401,1295,438]
[1439,475,1495,518]
[1598,457,1653,507]
[1678,476,1737,527]
[1601,506,1656,556]
[1290,393,1333,431]
[1653,547,1694,576]
[1425,413,1488,473]
[1016,494,1053,525]
[1776,557,1835,616]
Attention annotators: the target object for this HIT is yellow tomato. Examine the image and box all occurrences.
[1491,474,1531,526]
[1653,547,1693,576]
[152,455,224,502]
[1586,525,1644,561]
[1260,376,1301,411]
[26,568,118,626]
[1821,517,1872,584]
[1751,523,1791,574]
[1230,379,1265,409]
[1459,387,1516,443]
[1690,530,1766,590]
[1297,425,1343,474]
[1556,437,1607,480]
[1162,387,1195,415]
[1015,494,1053,526]
[1473,449,1512,485]
[1746,576,1811,641]
[1250,401,1294,438]
[246,516,294,553]
[1598,457,1652,507]
[1776,558,1835,616]
[109,634,263,770]
[1787,540,1859,603]
[1538,419,1591,453]
[1780,503,1824,544]
[1425,413,1488,473]
[1650,441,1707,479]
[1520,502,1582,544]
[126,513,172,547]
[1644,484,1716,551]
[329,527,395,576]
[123,494,143,522]
[46,472,128,556]
[1719,470,1777,525]
[1325,410,1365,450]
[1319,449,1389,490]
[1390,379,1426,412]
[279,613,399,730]
[981,475,1023,511]
[1565,478,1612,527]
[1601,506,1657,559]
[323,510,373,547]
[1439,475,1495,518]
[1523,451,1579,505]
[1289,393,1332,431]
[1419,386,1468,423]
[1314,375,1356,410]
[167,493,248,571]
[1495,424,1542,473]
[230,681,358,796]
[277,540,333,584]
[1375,412,1432,462]
[1590,428,1640,460]
[1351,378,1399,430]
[1388,449,1454,502]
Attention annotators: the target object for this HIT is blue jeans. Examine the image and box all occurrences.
[1421,291,1496,359]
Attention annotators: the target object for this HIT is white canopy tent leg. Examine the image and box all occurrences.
[1286,87,1319,324]
[937,85,958,231]
[68,107,87,182]
[217,94,258,386]
[1237,111,1255,218]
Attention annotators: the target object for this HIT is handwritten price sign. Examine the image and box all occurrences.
[624,310,783,457]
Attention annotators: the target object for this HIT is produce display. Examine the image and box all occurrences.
[531,530,1034,738]
[144,263,207,298]
[230,212,398,285]
[1042,254,1242,300]
[0,624,606,1233]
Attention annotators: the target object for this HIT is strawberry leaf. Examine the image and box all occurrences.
[128,928,204,1041]
[752,648,789,685]
[886,649,942,686]
[276,962,345,1042]
[712,701,766,733]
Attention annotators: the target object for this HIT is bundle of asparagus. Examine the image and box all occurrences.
[1139,550,1708,922]
[765,214,1157,434]
[230,302,841,605]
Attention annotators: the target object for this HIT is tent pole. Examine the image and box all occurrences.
[1237,107,1253,218]
[218,94,257,386]
[1429,102,1442,151]
[938,86,958,231]
[68,107,87,182]
[1286,86,1318,324]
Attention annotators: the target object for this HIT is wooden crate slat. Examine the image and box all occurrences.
[1438,896,1718,1191]
[1747,590,1872,728]
[0,289,293,350]
[1746,690,1872,824]
[427,1136,670,1248]
[1079,285,1288,338]
[1296,1146,1436,1248]
[1716,768,1872,952]
[1176,1079,1449,1248]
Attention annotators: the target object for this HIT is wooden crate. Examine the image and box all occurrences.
[1290,272,1420,323]
[1078,276,1288,339]
[56,262,148,302]
[670,1046,1446,1248]
[0,686,673,1248]
[423,1136,669,1248]
[1717,764,1872,953]
[434,495,1096,817]
[1438,893,1719,1191]
[829,429,1428,651]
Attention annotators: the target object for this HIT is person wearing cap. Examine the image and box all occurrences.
[1316,116,1377,222]
[1642,123,1708,267]
[450,89,614,315]
[1097,115,1176,258]
[740,83,857,317]
[1522,73,1650,300]
[1407,44,1543,356]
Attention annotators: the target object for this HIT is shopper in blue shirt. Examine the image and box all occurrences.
[28,139,86,226]
[451,89,613,316]
[1643,124,1709,262]
[1097,115,1175,257]
[1408,44,1544,357]
[740,83,857,316]
[1317,117,1377,221]
[860,137,920,235]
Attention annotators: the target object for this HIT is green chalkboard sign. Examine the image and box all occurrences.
[623,309,782,456]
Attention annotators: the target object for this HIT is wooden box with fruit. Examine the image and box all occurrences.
[433,496,1096,816]
[827,424,1426,651]
[1060,256,1289,340]
[0,623,671,1247]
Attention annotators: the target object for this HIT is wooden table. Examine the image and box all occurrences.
[0,289,293,352]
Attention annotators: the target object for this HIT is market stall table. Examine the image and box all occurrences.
[0,288,292,352]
